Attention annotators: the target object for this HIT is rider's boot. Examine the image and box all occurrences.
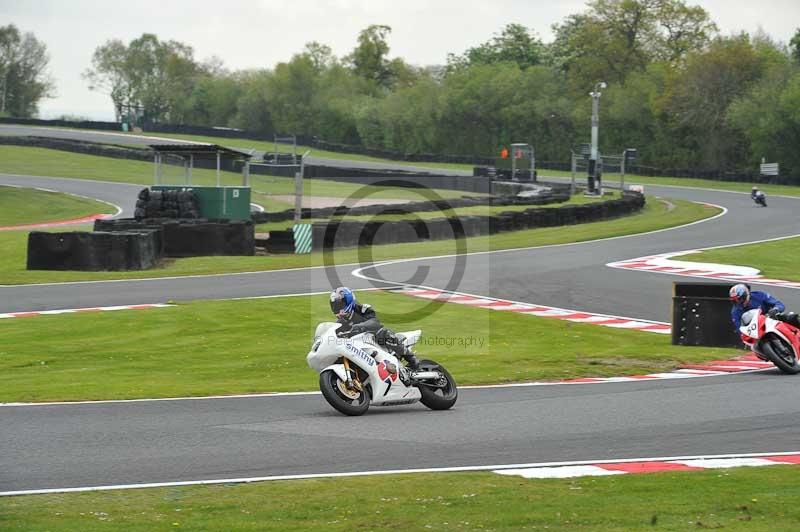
[398,345,420,369]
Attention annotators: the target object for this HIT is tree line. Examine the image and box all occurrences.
[6,1,800,176]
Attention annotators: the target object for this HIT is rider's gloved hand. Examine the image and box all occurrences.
[768,308,782,319]
[348,324,367,336]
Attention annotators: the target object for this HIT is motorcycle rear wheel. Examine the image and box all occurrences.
[417,359,458,410]
[320,369,371,416]
[762,336,800,374]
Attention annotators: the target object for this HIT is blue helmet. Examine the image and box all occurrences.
[729,283,750,305]
[330,287,356,318]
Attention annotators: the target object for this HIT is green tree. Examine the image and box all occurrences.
[729,61,800,179]
[790,28,800,64]
[312,64,367,144]
[84,33,200,123]
[347,25,394,89]
[665,34,774,169]
[231,70,273,134]
[83,39,132,121]
[437,63,524,154]
[447,23,544,72]
[0,24,54,117]
[550,0,716,89]
[267,53,317,135]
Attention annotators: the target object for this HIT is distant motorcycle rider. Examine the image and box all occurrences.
[729,283,800,331]
[329,287,420,369]
[751,186,767,206]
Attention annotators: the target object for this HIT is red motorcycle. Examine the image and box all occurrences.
[739,309,800,374]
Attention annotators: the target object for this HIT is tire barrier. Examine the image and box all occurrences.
[672,282,742,348]
[27,230,160,271]
[135,188,200,220]
[0,136,242,173]
[0,135,152,161]
[94,218,255,257]
[263,192,644,253]
[251,189,571,224]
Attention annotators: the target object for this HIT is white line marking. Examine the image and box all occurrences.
[0,368,771,408]
[495,465,625,479]
[2,450,797,497]
[673,458,780,469]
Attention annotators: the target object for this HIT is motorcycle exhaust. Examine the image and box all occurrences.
[410,370,441,381]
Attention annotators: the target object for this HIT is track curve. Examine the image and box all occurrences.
[2,125,800,493]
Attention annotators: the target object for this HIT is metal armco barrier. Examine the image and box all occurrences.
[672,282,742,348]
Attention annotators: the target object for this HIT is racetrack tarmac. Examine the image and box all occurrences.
[2,370,798,493]
[2,125,800,493]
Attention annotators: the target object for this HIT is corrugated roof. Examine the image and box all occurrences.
[148,144,253,159]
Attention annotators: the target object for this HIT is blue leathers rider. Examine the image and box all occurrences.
[330,287,420,369]
[729,283,800,331]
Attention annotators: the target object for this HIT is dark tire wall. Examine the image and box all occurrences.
[266,192,645,253]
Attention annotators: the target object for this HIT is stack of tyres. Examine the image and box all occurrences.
[265,230,294,254]
[538,209,559,227]
[559,205,578,225]
[312,221,338,251]
[134,188,201,220]
[509,211,528,230]
[391,221,420,244]
[573,204,592,223]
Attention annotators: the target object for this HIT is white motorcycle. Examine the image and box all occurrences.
[307,322,458,416]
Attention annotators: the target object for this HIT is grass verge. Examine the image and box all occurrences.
[0,198,719,285]
[681,237,800,283]
[2,466,797,530]
[0,146,474,203]
[0,291,737,403]
[0,186,114,226]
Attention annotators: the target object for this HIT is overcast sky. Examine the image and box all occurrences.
[2,0,798,120]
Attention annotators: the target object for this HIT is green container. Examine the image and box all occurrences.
[152,186,251,221]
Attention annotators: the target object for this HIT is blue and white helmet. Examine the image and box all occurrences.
[330,287,356,318]
[729,283,750,305]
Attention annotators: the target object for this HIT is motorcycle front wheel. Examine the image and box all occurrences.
[319,369,371,416]
[417,359,458,411]
[762,336,800,374]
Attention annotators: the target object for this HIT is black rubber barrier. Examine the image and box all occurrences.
[95,218,255,257]
[27,230,160,271]
[252,190,571,224]
[0,135,152,161]
[671,282,742,348]
[134,188,200,220]
[255,191,643,253]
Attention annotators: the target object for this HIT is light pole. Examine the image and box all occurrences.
[588,81,606,195]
